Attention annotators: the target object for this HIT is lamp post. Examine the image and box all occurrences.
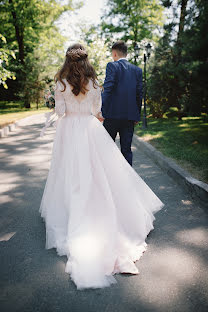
[143,43,152,129]
[134,43,140,65]
[134,42,152,129]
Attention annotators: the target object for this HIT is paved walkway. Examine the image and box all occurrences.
[0,114,208,312]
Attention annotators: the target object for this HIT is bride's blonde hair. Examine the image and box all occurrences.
[54,43,98,96]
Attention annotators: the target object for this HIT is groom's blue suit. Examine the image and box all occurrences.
[101,59,143,166]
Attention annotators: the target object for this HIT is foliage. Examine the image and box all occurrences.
[87,38,112,84]
[0,0,81,107]
[101,0,164,63]
[79,24,112,84]
[0,34,16,88]
[148,0,208,118]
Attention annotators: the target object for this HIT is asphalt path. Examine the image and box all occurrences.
[0,114,208,312]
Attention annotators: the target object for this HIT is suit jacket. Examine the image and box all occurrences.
[101,59,143,121]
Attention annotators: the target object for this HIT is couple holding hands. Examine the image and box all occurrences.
[39,40,163,290]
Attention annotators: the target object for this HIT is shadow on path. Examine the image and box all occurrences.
[0,115,208,312]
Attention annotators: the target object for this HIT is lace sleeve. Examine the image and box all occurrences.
[55,81,66,117]
[91,85,103,118]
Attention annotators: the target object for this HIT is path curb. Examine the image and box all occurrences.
[0,122,18,138]
[0,113,45,138]
[133,134,208,206]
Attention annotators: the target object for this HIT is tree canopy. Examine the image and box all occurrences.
[0,0,82,107]
[148,0,208,118]
[101,0,164,61]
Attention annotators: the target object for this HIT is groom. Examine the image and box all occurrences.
[101,40,143,166]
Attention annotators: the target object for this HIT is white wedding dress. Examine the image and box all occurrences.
[39,78,164,290]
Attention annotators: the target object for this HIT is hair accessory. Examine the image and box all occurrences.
[66,48,88,61]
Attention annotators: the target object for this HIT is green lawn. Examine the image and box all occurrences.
[135,116,208,184]
[0,101,49,128]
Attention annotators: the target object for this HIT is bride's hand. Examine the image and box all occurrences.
[96,112,104,122]
[98,117,104,122]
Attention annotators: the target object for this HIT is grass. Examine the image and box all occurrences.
[0,101,49,128]
[135,115,208,184]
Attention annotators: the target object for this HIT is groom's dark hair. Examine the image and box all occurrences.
[112,41,127,56]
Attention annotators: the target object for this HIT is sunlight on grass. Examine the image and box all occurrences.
[0,109,48,128]
[140,133,163,141]
[182,116,201,121]
[0,101,48,128]
[135,115,208,183]
[178,123,189,127]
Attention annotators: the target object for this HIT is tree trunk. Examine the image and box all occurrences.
[174,0,188,116]
[9,0,30,108]
[9,0,24,64]
[24,96,31,109]
[176,0,188,56]
[177,0,188,41]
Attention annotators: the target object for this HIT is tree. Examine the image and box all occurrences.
[79,24,112,84]
[101,0,164,62]
[184,0,208,115]
[148,0,208,118]
[0,0,82,107]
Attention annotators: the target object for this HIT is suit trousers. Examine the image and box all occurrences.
[103,118,135,166]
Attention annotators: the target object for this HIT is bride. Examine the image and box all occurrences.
[39,43,164,290]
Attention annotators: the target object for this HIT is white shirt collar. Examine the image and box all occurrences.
[117,57,127,61]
